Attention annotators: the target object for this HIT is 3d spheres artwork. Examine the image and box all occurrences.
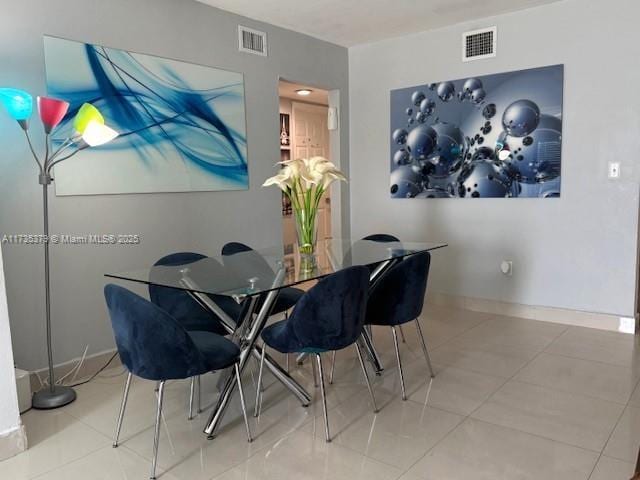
[389,65,564,198]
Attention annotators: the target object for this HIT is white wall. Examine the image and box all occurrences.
[349,0,640,317]
[0,0,349,371]
[0,245,24,458]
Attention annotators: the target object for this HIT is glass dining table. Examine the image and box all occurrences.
[105,238,447,439]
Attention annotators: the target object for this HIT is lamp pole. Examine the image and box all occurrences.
[1,91,118,410]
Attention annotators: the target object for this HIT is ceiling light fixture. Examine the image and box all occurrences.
[295,89,312,96]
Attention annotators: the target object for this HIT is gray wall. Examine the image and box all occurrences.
[0,0,349,371]
[349,0,640,318]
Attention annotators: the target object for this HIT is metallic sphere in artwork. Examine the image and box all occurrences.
[393,149,411,166]
[501,115,562,183]
[390,165,422,198]
[411,91,426,106]
[392,128,408,145]
[419,98,436,115]
[406,124,437,160]
[457,160,516,198]
[470,88,486,104]
[502,99,541,137]
[428,122,467,177]
[482,103,497,119]
[463,78,483,94]
[436,82,456,102]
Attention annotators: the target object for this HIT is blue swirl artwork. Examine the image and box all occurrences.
[43,36,248,195]
[390,64,563,199]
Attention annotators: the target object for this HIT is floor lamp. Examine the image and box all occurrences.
[0,88,118,409]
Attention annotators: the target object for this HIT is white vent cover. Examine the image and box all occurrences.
[462,27,496,62]
[238,26,267,56]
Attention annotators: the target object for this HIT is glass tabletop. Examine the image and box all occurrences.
[105,238,447,300]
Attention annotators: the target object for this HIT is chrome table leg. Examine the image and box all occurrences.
[235,364,252,443]
[254,344,266,417]
[355,343,378,413]
[415,319,435,378]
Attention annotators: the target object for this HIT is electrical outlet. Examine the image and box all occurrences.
[608,162,620,179]
[500,260,513,276]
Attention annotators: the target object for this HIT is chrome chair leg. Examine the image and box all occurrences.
[315,354,331,442]
[391,327,407,400]
[414,319,435,378]
[312,356,319,388]
[196,375,202,413]
[286,353,290,372]
[113,372,132,448]
[235,363,253,443]
[150,380,165,480]
[329,350,337,384]
[254,345,266,417]
[355,343,378,413]
[188,377,196,420]
[399,325,407,343]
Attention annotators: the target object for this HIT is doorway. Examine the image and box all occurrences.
[278,80,333,262]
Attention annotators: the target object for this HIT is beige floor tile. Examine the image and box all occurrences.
[0,410,110,479]
[604,406,640,462]
[545,326,640,368]
[514,353,639,404]
[323,398,463,469]
[404,418,599,480]
[212,430,403,480]
[472,380,624,451]
[430,341,540,378]
[32,445,180,480]
[409,364,506,416]
[589,456,635,480]
[454,315,567,351]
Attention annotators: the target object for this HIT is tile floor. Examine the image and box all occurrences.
[3,305,640,479]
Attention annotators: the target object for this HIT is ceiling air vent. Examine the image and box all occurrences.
[238,26,267,56]
[462,27,496,62]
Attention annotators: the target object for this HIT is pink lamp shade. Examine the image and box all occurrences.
[37,96,69,134]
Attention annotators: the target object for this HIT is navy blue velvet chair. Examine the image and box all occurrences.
[149,252,242,419]
[221,242,304,316]
[256,266,377,442]
[104,284,252,480]
[362,233,400,243]
[366,251,434,400]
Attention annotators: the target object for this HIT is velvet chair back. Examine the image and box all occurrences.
[221,242,276,286]
[362,233,400,243]
[149,252,230,335]
[366,252,431,326]
[288,266,370,352]
[104,284,207,381]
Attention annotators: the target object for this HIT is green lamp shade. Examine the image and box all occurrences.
[74,103,104,134]
[0,88,33,121]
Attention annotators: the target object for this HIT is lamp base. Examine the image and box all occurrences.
[32,385,77,410]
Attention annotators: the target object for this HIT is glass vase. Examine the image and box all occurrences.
[294,207,318,272]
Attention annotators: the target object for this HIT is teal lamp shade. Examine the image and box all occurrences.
[0,88,33,126]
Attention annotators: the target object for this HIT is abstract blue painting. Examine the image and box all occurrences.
[390,65,563,198]
[43,36,248,195]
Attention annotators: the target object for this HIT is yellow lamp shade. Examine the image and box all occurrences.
[73,103,104,134]
[82,120,118,147]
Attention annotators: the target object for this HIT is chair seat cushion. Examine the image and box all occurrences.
[188,331,240,371]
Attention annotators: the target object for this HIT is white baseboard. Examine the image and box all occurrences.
[426,292,633,333]
[0,424,27,461]
[28,349,122,394]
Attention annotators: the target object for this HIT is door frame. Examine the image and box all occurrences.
[277,77,345,241]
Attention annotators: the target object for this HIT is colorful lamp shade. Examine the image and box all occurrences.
[73,103,104,134]
[37,96,69,134]
[81,120,118,147]
[0,88,33,121]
